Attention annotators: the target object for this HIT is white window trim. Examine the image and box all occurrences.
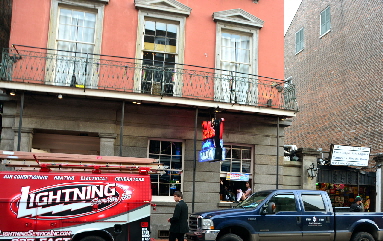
[213,9,263,106]
[295,27,304,54]
[319,6,331,38]
[148,138,185,202]
[47,0,105,54]
[220,143,254,177]
[134,0,190,96]
[46,0,106,85]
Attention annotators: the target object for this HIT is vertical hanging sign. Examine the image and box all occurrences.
[199,118,225,162]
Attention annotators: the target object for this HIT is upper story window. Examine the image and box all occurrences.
[135,0,191,97]
[141,19,179,96]
[320,6,331,36]
[148,139,183,202]
[295,28,304,54]
[213,9,263,105]
[47,0,106,87]
[221,31,251,78]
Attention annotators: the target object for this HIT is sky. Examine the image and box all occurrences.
[284,0,302,34]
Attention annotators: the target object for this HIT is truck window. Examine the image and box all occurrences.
[269,193,296,212]
[302,194,325,211]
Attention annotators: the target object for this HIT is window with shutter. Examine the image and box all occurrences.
[320,6,331,36]
[295,28,304,54]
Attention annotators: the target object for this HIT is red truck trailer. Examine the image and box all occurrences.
[0,151,160,241]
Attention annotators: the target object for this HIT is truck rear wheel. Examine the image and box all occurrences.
[219,233,243,241]
[80,236,106,241]
[352,232,374,241]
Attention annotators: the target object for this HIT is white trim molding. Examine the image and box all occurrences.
[135,0,192,16]
[213,9,264,28]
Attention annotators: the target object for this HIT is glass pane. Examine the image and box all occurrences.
[242,159,251,173]
[84,12,96,28]
[232,148,241,159]
[145,21,155,35]
[159,156,171,168]
[161,141,172,155]
[167,24,177,38]
[302,194,326,211]
[241,36,250,49]
[72,10,83,26]
[224,147,231,158]
[59,9,71,24]
[269,194,296,212]
[149,140,160,154]
[159,183,170,196]
[144,35,155,44]
[221,160,230,172]
[156,22,166,37]
[159,173,170,183]
[151,183,158,196]
[171,158,182,169]
[242,148,251,159]
[149,154,159,160]
[232,160,241,172]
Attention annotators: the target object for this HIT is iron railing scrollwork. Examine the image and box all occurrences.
[0,47,298,111]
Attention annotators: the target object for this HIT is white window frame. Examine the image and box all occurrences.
[220,144,253,177]
[46,0,106,86]
[213,9,263,106]
[295,27,304,54]
[320,6,331,37]
[134,0,191,97]
[148,138,185,202]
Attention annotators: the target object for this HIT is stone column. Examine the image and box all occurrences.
[12,127,33,152]
[296,148,320,190]
[373,154,383,212]
[99,133,117,156]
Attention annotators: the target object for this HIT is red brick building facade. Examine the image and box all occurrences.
[284,0,383,155]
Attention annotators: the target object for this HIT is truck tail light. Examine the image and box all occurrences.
[141,222,149,228]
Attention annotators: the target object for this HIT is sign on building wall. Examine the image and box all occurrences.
[330,145,370,166]
[199,118,225,162]
[226,172,250,181]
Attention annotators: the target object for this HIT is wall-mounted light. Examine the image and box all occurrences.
[133,101,141,105]
[307,163,318,179]
[58,94,63,99]
[10,90,16,96]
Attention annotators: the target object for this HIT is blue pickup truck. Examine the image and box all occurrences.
[186,189,383,241]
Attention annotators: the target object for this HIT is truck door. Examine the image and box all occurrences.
[256,193,302,241]
[301,193,334,241]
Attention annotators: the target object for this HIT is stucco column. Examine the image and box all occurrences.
[296,148,320,190]
[99,133,117,156]
[12,127,33,152]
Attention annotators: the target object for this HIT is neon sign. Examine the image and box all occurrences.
[199,118,225,162]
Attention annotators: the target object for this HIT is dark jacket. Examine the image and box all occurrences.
[349,202,362,212]
[169,200,189,233]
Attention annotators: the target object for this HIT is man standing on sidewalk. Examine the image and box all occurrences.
[168,191,189,241]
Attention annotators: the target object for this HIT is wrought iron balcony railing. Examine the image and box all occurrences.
[0,47,297,111]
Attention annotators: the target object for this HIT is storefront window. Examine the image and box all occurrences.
[149,140,183,198]
[220,144,252,202]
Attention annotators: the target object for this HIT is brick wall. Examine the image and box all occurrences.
[284,0,383,154]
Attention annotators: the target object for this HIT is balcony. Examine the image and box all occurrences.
[0,46,297,114]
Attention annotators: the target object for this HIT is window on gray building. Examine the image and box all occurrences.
[320,6,331,36]
[148,140,183,201]
[295,28,304,53]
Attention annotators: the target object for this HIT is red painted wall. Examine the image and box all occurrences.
[9,0,284,85]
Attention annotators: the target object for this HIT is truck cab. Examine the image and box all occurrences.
[187,189,383,241]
